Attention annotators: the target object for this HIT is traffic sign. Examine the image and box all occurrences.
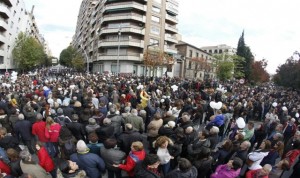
[239,78,245,84]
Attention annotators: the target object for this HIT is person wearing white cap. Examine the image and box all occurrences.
[70,140,105,178]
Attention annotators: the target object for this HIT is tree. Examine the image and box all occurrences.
[190,57,212,79]
[143,49,174,76]
[213,54,245,81]
[12,32,46,72]
[273,57,300,89]
[59,45,85,70]
[236,31,254,80]
[250,59,270,84]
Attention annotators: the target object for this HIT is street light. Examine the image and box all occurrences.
[116,26,121,75]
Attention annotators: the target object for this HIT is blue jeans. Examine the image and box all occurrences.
[162,161,171,176]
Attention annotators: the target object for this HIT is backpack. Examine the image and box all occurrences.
[63,139,76,158]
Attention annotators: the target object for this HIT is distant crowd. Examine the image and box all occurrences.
[0,69,298,178]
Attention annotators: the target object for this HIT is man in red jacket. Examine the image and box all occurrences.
[32,113,48,142]
[246,164,272,178]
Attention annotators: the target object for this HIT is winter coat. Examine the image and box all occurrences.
[125,115,144,133]
[45,123,61,142]
[247,150,269,170]
[95,124,115,143]
[260,149,280,166]
[158,126,175,138]
[134,162,161,178]
[14,119,34,141]
[37,147,55,172]
[32,121,48,142]
[119,150,146,177]
[67,122,86,141]
[70,152,105,178]
[283,149,300,167]
[165,166,198,178]
[107,114,125,136]
[193,157,213,178]
[117,130,144,154]
[210,164,240,178]
[85,124,100,134]
[100,147,126,171]
[188,139,211,155]
[9,159,23,177]
[147,119,163,137]
[246,169,268,178]
[0,135,20,151]
[20,160,52,178]
[0,160,11,175]
[208,134,219,150]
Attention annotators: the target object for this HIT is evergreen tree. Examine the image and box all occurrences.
[236,31,254,80]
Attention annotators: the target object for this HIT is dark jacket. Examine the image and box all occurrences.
[208,134,219,150]
[62,106,75,119]
[95,124,115,143]
[9,159,23,177]
[70,152,105,178]
[193,157,213,178]
[0,135,21,151]
[107,114,125,136]
[158,126,175,139]
[117,130,144,154]
[134,162,161,178]
[67,122,86,141]
[165,166,198,178]
[100,147,126,171]
[14,120,34,141]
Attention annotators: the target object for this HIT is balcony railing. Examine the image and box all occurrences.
[104,2,146,12]
[97,53,142,61]
[166,2,178,15]
[167,0,179,6]
[99,26,145,35]
[98,39,144,48]
[0,18,8,31]
[164,45,177,54]
[166,14,178,24]
[165,35,178,43]
[0,4,10,19]
[102,13,145,23]
[165,25,178,33]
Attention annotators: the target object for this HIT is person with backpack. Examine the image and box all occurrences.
[58,126,77,159]
[113,141,146,177]
[54,108,72,127]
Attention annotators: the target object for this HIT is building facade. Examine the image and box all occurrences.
[201,44,237,55]
[73,0,179,76]
[175,41,216,80]
[0,0,44,71]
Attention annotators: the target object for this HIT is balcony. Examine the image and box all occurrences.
[165,35,178,44]
[102,13,146,23]
[0,4,10,19]
[104,2,146,12]
[98,52,142,61]
[98,39,144,48]
[0,19,8,31]
[167,0,179,6]
[164,45,177,54]
[165,14,178,24]
[99,26,145,36]
[166,2,178,15]
[0,33,6,44]
[2,0,12,7]
[165,24,178,34]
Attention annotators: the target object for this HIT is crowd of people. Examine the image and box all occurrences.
[0,69,299,178]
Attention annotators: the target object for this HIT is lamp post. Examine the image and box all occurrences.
[116,26,121,76]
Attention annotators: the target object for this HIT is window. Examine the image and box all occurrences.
[111,64,118,73]
[219,49,222,53]
[188,61,192,69]
[189,50,192,57]
[13,11,16,17]
[152,6,160,13]
[195,63,198,70]
[153,0,162,4]
[214,49,218,53]
[10,21,14,28]
[151,16,160,23]
[0,56,3,64]
[196,52,199,57]
[150,26,160,35]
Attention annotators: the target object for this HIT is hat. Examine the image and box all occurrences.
[74,101,82,107]
[57,108,63,114]
[167,121,176,128]
[76,140,89,153]
[89,118,96,125]
[103,118,111,125]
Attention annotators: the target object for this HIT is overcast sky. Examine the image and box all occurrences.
[25,0,300,74]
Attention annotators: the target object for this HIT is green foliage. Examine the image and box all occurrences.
[12,32,47,72]
[236,31,254,80]
[59,45,85,70]
[273,58,300,89]
[213,54,245,81]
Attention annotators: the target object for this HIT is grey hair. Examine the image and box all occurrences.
[19,149,31,162]
[131,109,138,116]
[36,113,43,121]
[242,140,251,149]
[210,126,219,134]
[18,114,25,120]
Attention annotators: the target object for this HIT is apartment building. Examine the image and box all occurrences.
[175,41,216,80]
[0,0,43,71]
[73,0,179,76]
[201,44,237,55]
